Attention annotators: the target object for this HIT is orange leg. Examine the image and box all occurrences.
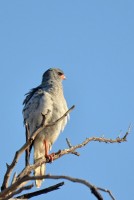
[44,140,55,162]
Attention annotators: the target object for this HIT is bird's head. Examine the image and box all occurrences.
[42,68,66,84]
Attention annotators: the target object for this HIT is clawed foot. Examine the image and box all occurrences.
[45,153,55,162]
[43,140,55,162]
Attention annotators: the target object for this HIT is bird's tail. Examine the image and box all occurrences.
[34,142,46,188]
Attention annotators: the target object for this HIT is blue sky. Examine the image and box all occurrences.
[0,1,134,199]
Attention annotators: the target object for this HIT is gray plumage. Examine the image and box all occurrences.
[23,68,68,188]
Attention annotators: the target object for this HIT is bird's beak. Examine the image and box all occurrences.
[61,74,66,80]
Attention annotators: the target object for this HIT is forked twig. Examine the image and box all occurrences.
[97,187,116,200]
[66,138,80,156]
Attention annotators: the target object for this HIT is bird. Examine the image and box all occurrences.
[23,68,68,188]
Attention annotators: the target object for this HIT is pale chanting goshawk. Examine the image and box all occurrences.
[23,68,68,188]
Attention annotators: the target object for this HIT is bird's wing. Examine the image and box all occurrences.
[23,87,54,183]
[23,86,41,105]
[23,87,53,135]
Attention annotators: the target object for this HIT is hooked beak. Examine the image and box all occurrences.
[61,74,66,80]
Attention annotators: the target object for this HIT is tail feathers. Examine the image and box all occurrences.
[34,139,46,188]
[34,162,46,188]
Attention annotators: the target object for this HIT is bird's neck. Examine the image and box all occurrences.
[42,80,63,95]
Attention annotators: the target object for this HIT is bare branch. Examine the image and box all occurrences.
[16,129,129,182]
[0,105,130,200]
[66,138,80,156]
[16,182,64,199]
[1,112,45,191]
[16,174,105,200]
[11,173,17,185]
[66,137,72,148]
[45,105,75,128]
[4,184,33,200]
[122,123,131,140]
[1,106,75,191]
[97,187,116,200]
[16,174,116,200]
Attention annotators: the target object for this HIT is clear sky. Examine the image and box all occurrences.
[0,1,134,200]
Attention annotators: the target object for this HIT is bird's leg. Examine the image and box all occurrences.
[44,140,55,162]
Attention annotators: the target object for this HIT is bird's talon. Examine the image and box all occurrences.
[46,153,55,162]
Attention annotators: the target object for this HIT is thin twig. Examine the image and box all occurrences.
[97,187,116,200]
[11,173,17,185]
[45,105,75,128]
[66,138,72,148]
[16,182,64,199]
[66,138,80,156]
[122,123,131,140]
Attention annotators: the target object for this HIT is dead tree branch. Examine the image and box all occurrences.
[4,184,33,200]
[12,127,129,188]
[0,106,130,199]
[66,138,80,156]
[11,174,116,200]
[16,182,64,199]
[18,128,129,179]
[97,187,116,200]
[0,128,129,199]
[25,174,104,200]
[1,105,75,191]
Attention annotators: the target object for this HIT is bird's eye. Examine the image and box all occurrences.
[57,72,63,76]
